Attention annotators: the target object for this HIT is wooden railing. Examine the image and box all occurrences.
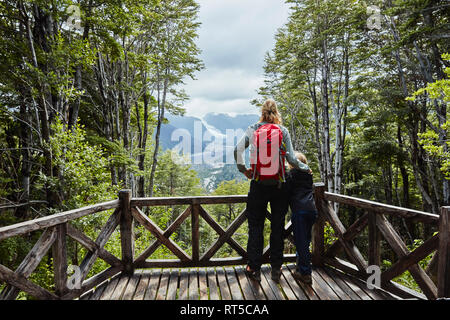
[311,183,450,300]
[0,184,448,300]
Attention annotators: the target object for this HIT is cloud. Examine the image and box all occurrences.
[184,97,260,118]
[182,0,290,117]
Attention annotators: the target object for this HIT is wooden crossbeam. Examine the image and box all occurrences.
[200,209,247,262]
[324,212,369,259]
[78,208,121,282]
[67,224,122,267]
[0,227,57,300]
[134,205,192,264]
[0,264,58,300]
[320,201,368,272]
[376,213,437,300]
[381,234,439,283]
[197,205,247,258]
[131,207,191,262]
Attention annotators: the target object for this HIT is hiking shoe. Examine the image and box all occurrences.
[245,265,261,282]
[271,267,282,283]
[293,271,312,284]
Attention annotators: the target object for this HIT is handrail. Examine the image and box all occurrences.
[324,192,439,222]
[0,185,448,300]
[0,200,120,241]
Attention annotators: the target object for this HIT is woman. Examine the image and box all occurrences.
[233,99,311,282]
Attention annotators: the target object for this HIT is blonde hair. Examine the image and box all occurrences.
[288,151,308,169]
[259,99,282,125]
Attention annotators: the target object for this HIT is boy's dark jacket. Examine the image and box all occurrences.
[285,168,318,213]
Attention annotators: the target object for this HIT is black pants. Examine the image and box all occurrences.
[246,180,289,271]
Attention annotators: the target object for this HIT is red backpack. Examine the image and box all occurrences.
[250,123,287,182]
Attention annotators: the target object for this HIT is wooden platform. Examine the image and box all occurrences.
[79,264,400,300]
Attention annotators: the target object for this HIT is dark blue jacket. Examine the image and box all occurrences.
[285,168,317,213]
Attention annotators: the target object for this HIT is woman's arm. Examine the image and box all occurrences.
[282,128,310,172]
[233,126,252,174]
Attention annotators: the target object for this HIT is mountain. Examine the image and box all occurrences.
[159,112,259,191]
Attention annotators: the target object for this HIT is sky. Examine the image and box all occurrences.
[182,0,291,118]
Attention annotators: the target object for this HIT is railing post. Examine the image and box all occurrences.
[437,206,450,298]
[191,202,200,263]
[368,211,381,267]
[312,182,325,266]
[52,223,68,297]
[119,189,134,275]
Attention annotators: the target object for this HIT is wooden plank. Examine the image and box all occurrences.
[198,268,209,300]
[131,195,247,207]
[258,266,279,300]
[99,274,121,300]
[134,257,248,268]
[285,264,319,300]
[133,270,152,300]
[322,267,361,300]
[134,206,191,264]
[343,273,385,300]
[234,266,256,300]
[1,227,57,300]
[155,269,170,300]
[74,266,122,300]
[188,268,199,300]
[206,268,220,300]
[280,264,308,300]
[178,269,189,300]
[277,268,298,300]
[122,269,143,300]
[144,268,161,300]
[166,269,179,300]
[261,266,285,300]
[225,267,244,300]
[324,192,439,222]
[437,206,450,298]
[309,269,338,300]
[216,267,232,300]
[240,266,266,300]
[0,200,120,241]
[315,267,351,300]
[331,269,372,300]
[89,280,109,300]
[80,289,93,300]
[0,263,58,300]
[110,274,130,300]
[131,207,191,262]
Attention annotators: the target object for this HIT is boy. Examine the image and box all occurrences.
[285,152,317,284]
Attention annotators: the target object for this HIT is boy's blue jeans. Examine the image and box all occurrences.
[291,209,317,275]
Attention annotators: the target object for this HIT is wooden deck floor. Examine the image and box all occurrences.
[79,263,400,300]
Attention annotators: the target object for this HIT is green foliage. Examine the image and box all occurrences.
[40,119,119,211]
